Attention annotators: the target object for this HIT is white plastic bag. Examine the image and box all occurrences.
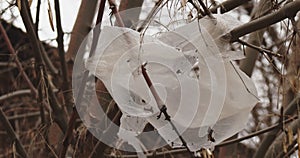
[85,14,258,153]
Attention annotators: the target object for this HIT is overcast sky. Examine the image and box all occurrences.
[1,0,80,47]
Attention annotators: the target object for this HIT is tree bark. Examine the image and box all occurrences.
[119,0,144,29]
[239,0,273,76]
[65,0,99,61]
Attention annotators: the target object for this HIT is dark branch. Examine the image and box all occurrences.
[210,0,250,14]
[35,0,41,33]
[54,0,73,113]
[54,0,68,86]
[228,0,300,42]
[141,64,193,155]
[197,0,213,17]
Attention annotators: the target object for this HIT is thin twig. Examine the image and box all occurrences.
[37,128,59,158]
[0,107,29,158]
[23,0,58,75]
[210,0,249,14]
[54,0,73,112]
[137,0,165,32]
[216,115,298,147]
[282,144,298,158]
[0,62,17,67]
[0,89,31,102]
[96,0,106,26]
[253,94,300,158]
[108,0,125,27]
[7,111,41,121]
[59,106,78,158]
[188,0,205,17]
[40,43,59,75]
[197,0,214,18]
[230,61,260,100]
[88,140,101,158]
[264,117,300,157]
[141,64,193,156]
[54,0,68,86]
[238,39,283,58]
[0,89,59,103]
[141,64,164,109]
[0,141,44,158]
[276,137,298,158]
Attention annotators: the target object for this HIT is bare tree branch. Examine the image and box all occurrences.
[210,0,250,14]
[54,0,73,113]
[197,0,214,17]
[0,89,31,102]
[237,39,282,58]
[137,0,165,32]
[35,0,41,33]
[227,0,300,42]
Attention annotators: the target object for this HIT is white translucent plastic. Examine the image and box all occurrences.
[85,14,259,153]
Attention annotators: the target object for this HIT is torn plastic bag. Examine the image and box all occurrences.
[85,14,258,153]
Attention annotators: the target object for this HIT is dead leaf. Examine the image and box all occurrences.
[47,0,55,31]
[48,122,63,145]
[16,0,21,11]
[206,148,213,158]
[287,127,293,145]
[283,136,287,153]
[28,0,33,6]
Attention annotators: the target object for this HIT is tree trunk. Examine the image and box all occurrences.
[65,0,99,61]
[119,0,144,29]
[239,0,273,76]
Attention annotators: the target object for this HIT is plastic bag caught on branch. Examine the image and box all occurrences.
[81,14,258,154]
